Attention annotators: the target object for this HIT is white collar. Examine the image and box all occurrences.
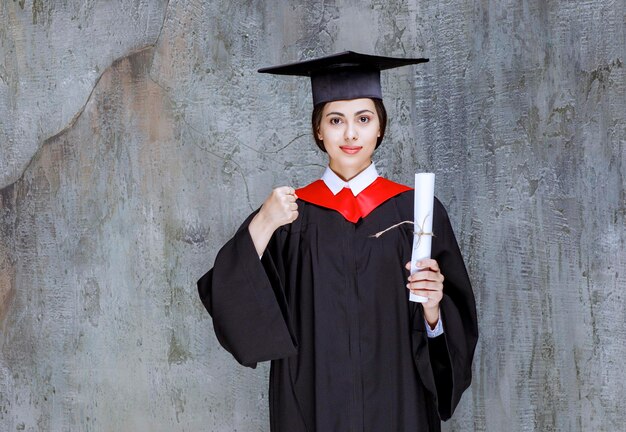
[321,163,379,196]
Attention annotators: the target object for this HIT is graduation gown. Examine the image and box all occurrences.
[197,179,478,432]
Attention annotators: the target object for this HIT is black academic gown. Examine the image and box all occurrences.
[198,188,478,432]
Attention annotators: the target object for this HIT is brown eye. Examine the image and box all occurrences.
[330,117,342,125]
[359,116,370,123]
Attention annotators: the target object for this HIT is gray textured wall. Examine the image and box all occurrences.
[1,0,624,431]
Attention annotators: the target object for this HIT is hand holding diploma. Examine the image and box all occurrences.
[407,173,442,327]
[405,258,444,328]
[409,173,435,303]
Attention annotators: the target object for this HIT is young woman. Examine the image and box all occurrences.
[198,52,478,432]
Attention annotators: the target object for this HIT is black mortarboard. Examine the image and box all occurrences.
[258,51,428,105]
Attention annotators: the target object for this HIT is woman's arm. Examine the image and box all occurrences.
[248,186,298,256]
[410,198,478,420]
[197,186,300,368]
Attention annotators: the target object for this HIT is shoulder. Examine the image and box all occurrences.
[295,179,326,198]
[433,196,451,220]
[383,184,451,224]
[376,177,412,193]
[375,177,413,204]
[367,177,412,202]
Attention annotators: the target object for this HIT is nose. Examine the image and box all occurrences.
[345,122,358,141]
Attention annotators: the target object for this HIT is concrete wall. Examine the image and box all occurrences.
[1,0,624,430]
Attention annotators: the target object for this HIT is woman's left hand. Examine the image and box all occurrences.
[404,258,444,328]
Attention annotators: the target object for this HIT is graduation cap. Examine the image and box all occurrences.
[258,51,429,105]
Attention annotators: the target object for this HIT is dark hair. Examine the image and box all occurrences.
[311,98,387,153]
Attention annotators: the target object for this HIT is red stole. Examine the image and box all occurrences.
[296,177,411,223]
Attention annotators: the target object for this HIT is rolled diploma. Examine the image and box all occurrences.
[409,173,435,303]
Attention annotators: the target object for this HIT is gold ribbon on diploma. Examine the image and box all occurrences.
[370,215,435,248]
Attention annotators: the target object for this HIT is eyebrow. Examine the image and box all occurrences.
[325,109,375,117]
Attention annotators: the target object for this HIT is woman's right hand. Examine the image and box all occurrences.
[258,186,299,230]
[248,187,298,256]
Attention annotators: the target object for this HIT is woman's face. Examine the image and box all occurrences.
[317,98,380,181]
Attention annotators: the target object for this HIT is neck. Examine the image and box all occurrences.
[329,160,372,182]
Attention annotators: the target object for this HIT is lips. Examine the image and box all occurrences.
[339,146,363,154]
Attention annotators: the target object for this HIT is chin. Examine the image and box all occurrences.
[334,160,370,174]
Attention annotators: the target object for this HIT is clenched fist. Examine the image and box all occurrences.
[248,186,298,256]
[259,186,299,229]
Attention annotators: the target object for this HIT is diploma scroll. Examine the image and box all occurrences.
[409,173,435,303]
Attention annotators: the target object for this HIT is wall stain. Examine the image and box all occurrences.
[171,224,210,245]
[167,332,190,365]
[81,278,101,327]
[171,387,186,423]
[32,0,44,25]
[0,184,16,324]
[584,58,623,100]
[0,260,15,324]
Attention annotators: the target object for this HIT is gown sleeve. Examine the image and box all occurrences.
[414,198,479,421]
[197,212,298,368]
